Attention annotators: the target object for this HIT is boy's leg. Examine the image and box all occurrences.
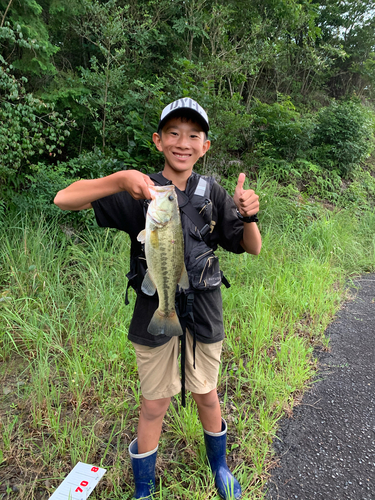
[128,397,170,499]
[132,337,181,453]
[137,396,171,453]
[185,333,241,499]
[192,389,222,433]
[129,339,181,498]
[192,389,242,499]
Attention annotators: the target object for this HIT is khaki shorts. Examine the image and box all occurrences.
[132,332,223,400]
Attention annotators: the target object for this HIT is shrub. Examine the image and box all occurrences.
[338,168,375,211]
[6,149,135,220]
[7,161,97,227]
[250,96,315,162]
[313,99,375,176]
[0,55,74,195]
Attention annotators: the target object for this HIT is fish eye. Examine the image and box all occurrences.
[168,195,174,201]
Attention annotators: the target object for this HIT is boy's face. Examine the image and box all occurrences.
[152,117,210,177]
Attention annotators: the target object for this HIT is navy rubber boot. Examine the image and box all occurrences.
[204,419,242,499]
[129,438,158,499]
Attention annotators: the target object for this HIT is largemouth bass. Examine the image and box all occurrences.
[137,185,189,336]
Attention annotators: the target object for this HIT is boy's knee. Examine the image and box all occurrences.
[141,396,170,421]
[192,389,219,409]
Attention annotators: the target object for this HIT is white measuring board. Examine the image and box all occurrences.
[49,462,106,500]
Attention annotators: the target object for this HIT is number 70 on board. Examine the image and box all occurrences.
[49,462,106,500]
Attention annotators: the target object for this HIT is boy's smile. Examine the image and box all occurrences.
[153,117,210,188]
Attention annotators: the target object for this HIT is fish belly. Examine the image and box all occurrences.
[145,213,185,337]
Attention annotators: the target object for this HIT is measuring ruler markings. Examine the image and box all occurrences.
[49,462,106,500]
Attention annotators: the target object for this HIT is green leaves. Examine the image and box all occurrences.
[1,0,375,213]
[0,1,58,75]
[313,99,375,175]
[0,54,74,192]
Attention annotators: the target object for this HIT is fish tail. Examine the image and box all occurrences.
[147,309,183,337]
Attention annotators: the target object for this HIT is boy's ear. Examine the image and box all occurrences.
[201,139,211,157]
[153,132,163,152]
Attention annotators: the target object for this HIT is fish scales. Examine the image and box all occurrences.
[148,215,182,313]
[137,185,189,337]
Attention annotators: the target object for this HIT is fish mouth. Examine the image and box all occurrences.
[148,206,171,226]
[149,185,175,200]
[149,213,170,227]
[147,185,176,225]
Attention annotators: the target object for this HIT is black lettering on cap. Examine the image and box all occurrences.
[158,97,209,132]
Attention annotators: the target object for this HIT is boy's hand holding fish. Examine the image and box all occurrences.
[119,170,155,200]
[54,169,154,210]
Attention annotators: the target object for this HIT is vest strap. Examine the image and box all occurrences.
[221,275,231,289]
[194,177,207,197]
[125,280,131,305]
[176,292,196,408]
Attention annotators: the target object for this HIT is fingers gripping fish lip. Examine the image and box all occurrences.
[148,184,175,199]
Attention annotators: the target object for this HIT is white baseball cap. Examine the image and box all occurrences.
[158,97,209,133]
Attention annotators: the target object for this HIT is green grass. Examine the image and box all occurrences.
[1,185,375,499]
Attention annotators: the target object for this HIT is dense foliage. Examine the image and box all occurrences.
[1,0,375,211]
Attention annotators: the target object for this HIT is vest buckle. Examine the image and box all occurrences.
[200,223,210,238]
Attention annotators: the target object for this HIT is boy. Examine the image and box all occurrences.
[54,98,261,499]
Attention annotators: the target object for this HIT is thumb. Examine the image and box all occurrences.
[144,174,154,186]
[236,173,246,193]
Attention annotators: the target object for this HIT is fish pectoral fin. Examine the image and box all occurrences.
[141,270,157,296]
[137,229,146,244]
[178,264,190,290]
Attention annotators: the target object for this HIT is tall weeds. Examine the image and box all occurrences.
[0,188,374,499]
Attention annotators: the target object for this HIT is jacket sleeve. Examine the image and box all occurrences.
[92,191,145,239]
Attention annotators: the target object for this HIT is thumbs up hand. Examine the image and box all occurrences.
[233,173,259,217]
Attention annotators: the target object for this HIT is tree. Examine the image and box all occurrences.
[0,51,73,192]
[318,0,375,98]
[0,0,58,75]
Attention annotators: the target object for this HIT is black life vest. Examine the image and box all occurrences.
[125,171,228,302]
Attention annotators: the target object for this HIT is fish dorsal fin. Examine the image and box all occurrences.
[137,229,146,244]
[141,270,157,296]
[178,265,190,290]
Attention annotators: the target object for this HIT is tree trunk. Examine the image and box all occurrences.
[1,0,13,28]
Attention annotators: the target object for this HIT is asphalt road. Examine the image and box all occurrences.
[266,274,375,500]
